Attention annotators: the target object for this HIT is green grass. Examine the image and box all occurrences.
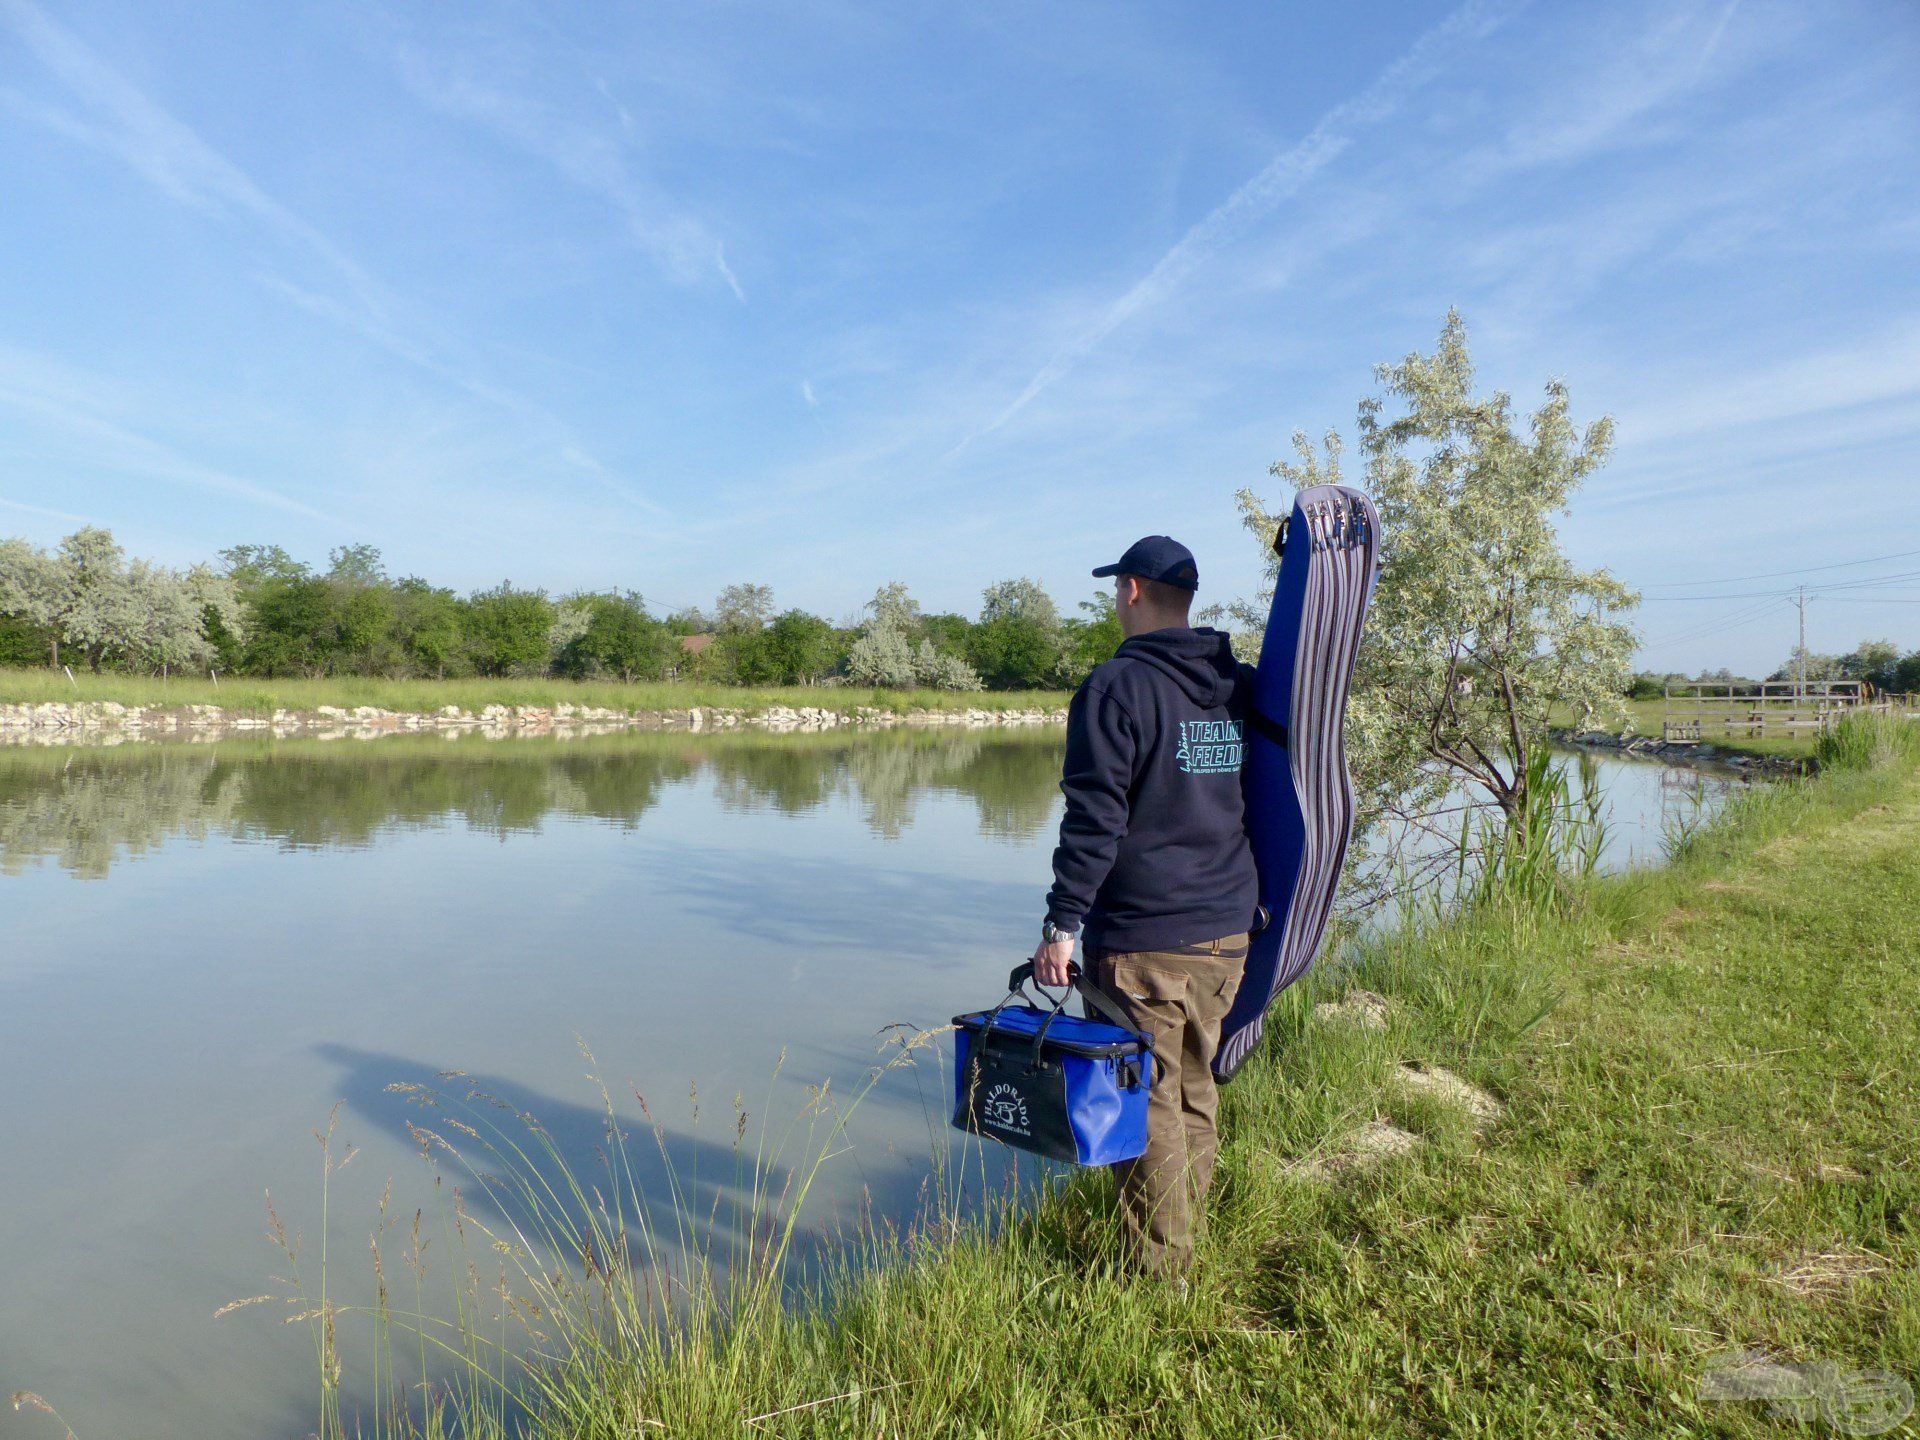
[1815,709,1920,773]
[0,667,1070,717]
[255,732,1920,1438]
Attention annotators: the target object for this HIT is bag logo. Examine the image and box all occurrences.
[1176,718,1244,774]
[980,1083,1030,1136]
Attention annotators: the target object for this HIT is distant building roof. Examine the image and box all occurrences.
[680,633,715,655]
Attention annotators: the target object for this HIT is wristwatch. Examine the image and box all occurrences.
[1041,918,1078,946]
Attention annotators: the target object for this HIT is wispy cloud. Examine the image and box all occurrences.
[1699,0,1747,67]
[715,242,746,303]
[0,494,92,526]
[388,42,742,298]
[0,345,334,521]
[1,0,388,317]
[951,0,1527,452]
[1,0,677,528]
[1620,321,1920,452]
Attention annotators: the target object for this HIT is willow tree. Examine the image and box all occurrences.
[1225,313,1637,854]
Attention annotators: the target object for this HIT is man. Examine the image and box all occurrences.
[1032,534,1258,1278]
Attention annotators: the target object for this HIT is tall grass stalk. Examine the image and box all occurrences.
[1814,711,1920,773]
[234,1032,979,1439]
[1453,746,1608,917]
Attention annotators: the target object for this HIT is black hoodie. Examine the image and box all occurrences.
[1044,626,1259,953]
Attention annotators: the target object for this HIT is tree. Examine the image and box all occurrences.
[1769,648,1842,683]
[980,577,1061,630]
[967,614,1060,690]
[1627,670,1690,702]
[220,544,307,588]
[713,582,775,634]
[847,625,918,687]
[327,544,388,587]
[1227,312,1637,849]
[241,571,332,675]
[1895,652,1920,695]
[547,598,595,664]
[866,582,923,636]
[555,593,675,682]
[186,563,246,670]
[0,536,59,665]
[969,578,1066,688]
[124,560,215,673]
[761,609,836,684]
[330,585,397,670]
[914,639,983,691]
[1061,589,1124,681]
[464,583,554,676]
[222,545,320,675]
[51,527,143,670]
[1839,639,1901,691]
[920,612,973,655]
[392,578,464,678]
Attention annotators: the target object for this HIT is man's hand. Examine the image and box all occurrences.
[1032,935,1075,989]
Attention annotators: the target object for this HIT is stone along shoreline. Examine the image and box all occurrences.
[0,699,1068,744]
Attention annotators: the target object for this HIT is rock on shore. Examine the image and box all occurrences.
[1551,726,1807,778]
[0,699,1068,745]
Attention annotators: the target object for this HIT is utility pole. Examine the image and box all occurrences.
[1793,586,1809,694]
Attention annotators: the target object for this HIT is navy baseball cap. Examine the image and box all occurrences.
[1092,535,1199,592]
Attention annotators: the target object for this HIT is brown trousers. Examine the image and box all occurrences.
[1091,933,1247,1276]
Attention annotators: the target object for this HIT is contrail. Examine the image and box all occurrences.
[955,0,1527,453]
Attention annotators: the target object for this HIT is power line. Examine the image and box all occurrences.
[1631,545,1920,591]
[1636,569,1920,602]
[1641,595,1788,648]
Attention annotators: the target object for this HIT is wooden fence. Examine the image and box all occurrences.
[1661,680,1910,743]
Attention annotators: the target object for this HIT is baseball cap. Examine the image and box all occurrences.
[1091,535,1199,592]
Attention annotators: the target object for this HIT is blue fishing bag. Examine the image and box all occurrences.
[951,962,1155,1165]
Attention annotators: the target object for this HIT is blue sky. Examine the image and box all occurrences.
[1,0,1916,674]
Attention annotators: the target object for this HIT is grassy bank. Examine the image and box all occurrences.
[0,667,1070,717]
[1556,697,1822,761]
[268,718,1920,1438]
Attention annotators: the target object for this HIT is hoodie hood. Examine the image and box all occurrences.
[1114,626,1243,708]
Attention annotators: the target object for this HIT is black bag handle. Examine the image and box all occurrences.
[1005,960,1157,1071]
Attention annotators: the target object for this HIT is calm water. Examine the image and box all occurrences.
[0,731,1738,1439]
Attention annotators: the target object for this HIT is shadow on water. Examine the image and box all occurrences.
[311,1041,958,1278]
[315,1041,802,1263]
[0,727,1066,878]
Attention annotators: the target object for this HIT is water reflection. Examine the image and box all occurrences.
[0,729,1067,878]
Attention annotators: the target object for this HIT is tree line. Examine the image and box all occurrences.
[0,530,1124,691]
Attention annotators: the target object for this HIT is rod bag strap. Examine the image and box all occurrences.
[1244,706,1290,749]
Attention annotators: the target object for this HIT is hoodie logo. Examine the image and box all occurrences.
[1176,718,1244,775]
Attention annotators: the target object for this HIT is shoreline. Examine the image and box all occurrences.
[1550,723,1810,777]
[0,697,1068,744]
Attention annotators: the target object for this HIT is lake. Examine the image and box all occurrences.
[0,730,1740,1440]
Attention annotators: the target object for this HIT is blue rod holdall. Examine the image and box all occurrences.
[951,962,1155,1166]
